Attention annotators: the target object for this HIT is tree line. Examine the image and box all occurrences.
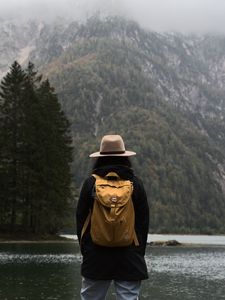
[0,61,73,235]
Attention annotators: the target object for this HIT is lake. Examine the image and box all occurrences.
[0,237,225,299]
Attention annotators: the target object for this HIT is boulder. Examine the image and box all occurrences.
[149,239,181,246]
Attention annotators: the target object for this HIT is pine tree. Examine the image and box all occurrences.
[18,62,42,233]
[0,61,28,232]
[28,78,73,234]
[0,61,73,235]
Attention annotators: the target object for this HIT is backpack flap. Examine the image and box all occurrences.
[95,179,132,208]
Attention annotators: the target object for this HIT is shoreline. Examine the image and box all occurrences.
[1,233,225,246]
[0,234,77,244]
[0,240,76,244]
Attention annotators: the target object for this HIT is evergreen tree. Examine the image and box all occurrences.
[29,78,73,234]
[0,62,28,232]
[0,61,73,235]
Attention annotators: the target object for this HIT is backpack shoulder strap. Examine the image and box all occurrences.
[81,210,91,241]
[92,173,101,181]
[92,172,120,180]
[105,172,120,179]
[81,175,99,241]
[133,232,139,246]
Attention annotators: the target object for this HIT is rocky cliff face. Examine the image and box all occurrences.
[0,20,44,78]
[1,18,225,118]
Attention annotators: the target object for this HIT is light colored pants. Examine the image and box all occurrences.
[81,277,141,300]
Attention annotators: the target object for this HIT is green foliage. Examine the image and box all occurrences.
[0,62,73,235]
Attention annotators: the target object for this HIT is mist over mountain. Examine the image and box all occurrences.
[1,0,225,33]
[0,0,122,23]
[1,12,225,233]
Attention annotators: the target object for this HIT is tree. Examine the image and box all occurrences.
[0,61,73,235]
[29,78,73,234]
[0,62,28,232]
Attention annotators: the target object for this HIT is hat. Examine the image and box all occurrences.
[89,135,136,157]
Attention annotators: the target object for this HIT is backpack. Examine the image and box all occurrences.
[81,172,139,247]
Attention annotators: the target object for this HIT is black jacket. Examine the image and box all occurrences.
[76,165,149,281]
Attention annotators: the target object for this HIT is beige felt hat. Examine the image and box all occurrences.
[89,135,136,157]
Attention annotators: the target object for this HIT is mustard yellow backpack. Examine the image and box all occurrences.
[81,172,139,247]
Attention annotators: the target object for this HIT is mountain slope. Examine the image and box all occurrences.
[1,16,225,233]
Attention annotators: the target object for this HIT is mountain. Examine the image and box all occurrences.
[1,16,225,233]
[0,20,43,78]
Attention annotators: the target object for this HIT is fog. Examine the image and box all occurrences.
[0,0,225,33]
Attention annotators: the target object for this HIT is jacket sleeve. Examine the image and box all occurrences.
[132,176,149,255]
[76,176,95,243]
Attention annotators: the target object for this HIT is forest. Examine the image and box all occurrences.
[0,62,73,236]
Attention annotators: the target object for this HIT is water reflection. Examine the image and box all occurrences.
[0,243,225,300]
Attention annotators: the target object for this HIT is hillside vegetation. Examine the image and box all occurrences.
[2,16,225,233]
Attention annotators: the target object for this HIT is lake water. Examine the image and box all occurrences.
[0,238,225,299]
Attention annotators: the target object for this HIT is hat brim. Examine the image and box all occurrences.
[89,150,136,158]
